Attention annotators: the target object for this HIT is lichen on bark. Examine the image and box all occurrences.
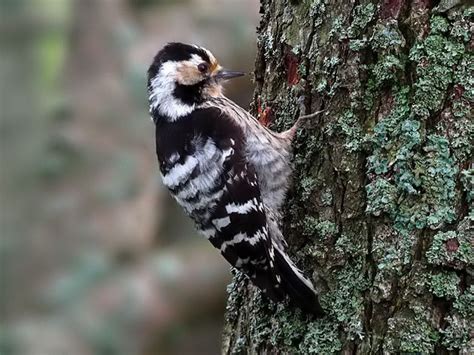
[222,1,473,354]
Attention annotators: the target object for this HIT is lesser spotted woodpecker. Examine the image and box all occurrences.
[147,42,324,315]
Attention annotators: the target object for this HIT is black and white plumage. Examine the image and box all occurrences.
[147,42,323,315]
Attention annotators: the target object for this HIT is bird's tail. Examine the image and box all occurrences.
[273,246,324,316]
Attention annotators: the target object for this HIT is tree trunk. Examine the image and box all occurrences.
[222,0,473,353]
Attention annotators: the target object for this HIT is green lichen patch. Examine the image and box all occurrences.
[259,23,276,60]
[371,271,396,302]
[267,307,308,349]
[248,298,275,348]
[453,53,474,103]
[441,314,472,351]
[299,176,317,201]
[328,109,364,152]
[329,15,345,40]
[366,120,458,233]
[453,285,474,317]
[320,188,333,206]
[429,270,461,298]
[248,302,343,354]
[370,22,405,51]
[334,234,365,258]
[449,8,474,43]
[366,178,397,217]
[301,216,338,239]
[224,271,247,323]
[321,260,368,340]
[384,312,440,353]
[366,87,414,175]
[369,54,406,91]
[408,134,458,228]
[362,21,408,107]
[410,31,465,117]
[443,53,474,162]
[426,230,474,269]
[461,168,474,203]
[299,320,342,354]
[349,38,368,51]
[371,225,416,275]
[347,3,376,38]
[430,15,450,34]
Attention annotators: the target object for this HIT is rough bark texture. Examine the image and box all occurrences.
[222,0,473,353]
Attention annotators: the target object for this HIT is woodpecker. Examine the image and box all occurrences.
[147,42,324,315]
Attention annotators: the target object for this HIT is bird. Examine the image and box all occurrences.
[147,42,324,315]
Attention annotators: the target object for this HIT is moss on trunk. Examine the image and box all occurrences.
[222,0,473,353]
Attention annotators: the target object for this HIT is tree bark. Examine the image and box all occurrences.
[222,0,473,353]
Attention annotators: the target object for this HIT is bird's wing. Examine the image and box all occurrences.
[203,97,294,249]
[190,108,285,302]
[195,107,322,314]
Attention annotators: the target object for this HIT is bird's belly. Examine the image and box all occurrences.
[255,164,292,212]
[246,140,293,212]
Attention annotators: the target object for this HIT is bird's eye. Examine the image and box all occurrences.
[198,63,209,73]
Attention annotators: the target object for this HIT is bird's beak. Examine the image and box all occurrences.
[213,69,245,81]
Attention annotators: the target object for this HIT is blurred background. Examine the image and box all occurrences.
[0,0,259,354]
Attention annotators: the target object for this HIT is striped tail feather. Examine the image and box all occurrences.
[273,246,324,316]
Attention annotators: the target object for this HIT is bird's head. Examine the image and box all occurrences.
[147,42,244,121]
